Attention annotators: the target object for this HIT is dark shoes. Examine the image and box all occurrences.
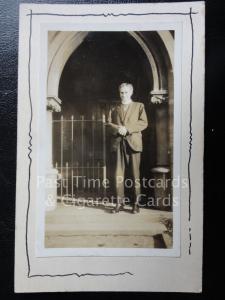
[111,204,140,214]
[132,204,140,214]
[111,204,124,213]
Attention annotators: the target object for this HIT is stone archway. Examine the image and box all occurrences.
[46,31,174,210]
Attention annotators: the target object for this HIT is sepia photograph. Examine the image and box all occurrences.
[44,30,176,251]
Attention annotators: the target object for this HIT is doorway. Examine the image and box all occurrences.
[52,31,158,203]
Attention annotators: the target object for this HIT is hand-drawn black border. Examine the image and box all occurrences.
[25,7,196,278]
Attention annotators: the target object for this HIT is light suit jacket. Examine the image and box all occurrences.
[106,101,148,152]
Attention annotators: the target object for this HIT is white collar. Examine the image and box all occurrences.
[121,99,132,105]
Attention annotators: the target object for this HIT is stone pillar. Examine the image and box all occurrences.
[150,89,171,210]
[150,89,168,165]
[46,96,61,211]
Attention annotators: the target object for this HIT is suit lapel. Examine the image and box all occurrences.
[117,101,134,124]
[116,105,124,124]
[123,101,134,124]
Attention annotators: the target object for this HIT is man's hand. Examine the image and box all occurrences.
[118,126,128,136]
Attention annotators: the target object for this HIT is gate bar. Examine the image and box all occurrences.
[60,115,64,202]
[71,115,74,200]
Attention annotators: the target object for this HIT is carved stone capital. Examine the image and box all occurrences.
[150,89,168,105]
[151,166,170,174]
[47,96,62,112]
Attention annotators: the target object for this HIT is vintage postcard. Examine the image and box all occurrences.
[15,2,205,292]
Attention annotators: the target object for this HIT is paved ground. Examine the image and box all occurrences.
[45,203,172,248]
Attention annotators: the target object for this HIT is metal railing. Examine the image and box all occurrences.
[53,114,107,203]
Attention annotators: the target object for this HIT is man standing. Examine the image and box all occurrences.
[107,83,148,213]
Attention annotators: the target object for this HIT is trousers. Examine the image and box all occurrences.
[113,138,141,205]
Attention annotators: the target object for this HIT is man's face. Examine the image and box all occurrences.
[119,86,133,102]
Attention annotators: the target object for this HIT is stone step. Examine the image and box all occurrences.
[45,204,172,248]
[45,234,156,248]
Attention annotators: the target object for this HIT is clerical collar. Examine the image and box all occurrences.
[121,99,132,105]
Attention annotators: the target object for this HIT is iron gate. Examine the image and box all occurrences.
[52,114,107,204]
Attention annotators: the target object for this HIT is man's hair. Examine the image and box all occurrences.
[118,82,134,93]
